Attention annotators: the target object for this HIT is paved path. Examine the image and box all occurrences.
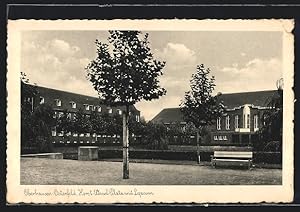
[21,158,282,185]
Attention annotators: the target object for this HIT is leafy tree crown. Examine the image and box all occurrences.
[86,31,166,107]
[180,64,225,128]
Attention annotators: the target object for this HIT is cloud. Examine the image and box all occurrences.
[216,58,282,93]
[21,38,95,96]
[154,42,197,66]
[46,39,80,59]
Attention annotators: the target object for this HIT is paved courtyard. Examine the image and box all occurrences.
[21,158,282,185]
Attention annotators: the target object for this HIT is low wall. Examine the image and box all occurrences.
[78,146,99,161]
[21,153,63,159]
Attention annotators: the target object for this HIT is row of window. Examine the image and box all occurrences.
[213,135,228,141]
[52,130,123,138]
[53,111,140,122]
[216,114,259,130]
[39,96,119,114]
[52,140,121,144]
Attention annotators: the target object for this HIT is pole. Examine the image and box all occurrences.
[196,129,201,164]
[122,105,129,179]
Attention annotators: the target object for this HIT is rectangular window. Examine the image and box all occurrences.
[86,133,90,137]
[55,99,61,107]
[247,114,250,128]
[90,105,95,111]
[235,115,239,129]
[216,117,221,130]
[67,113,71,119]
[53,111,57,118]
[97,106,102,112]
[225,116,230,130]
[70,101,76,109]
[39,96,44,104]
[218,135,223,140]
[79,133,84,137]
[254,115,259,129]
[223,135,228,140]
[58,131,64,137]
[214,136,218,140]
[136,115,140,122]
[73,133,78,137]
[51,128,56,136]
[84,104,89,110]
[108,107,113,114]
[117,109,122,115]
[58,112,64,118]
[181,125,186,132]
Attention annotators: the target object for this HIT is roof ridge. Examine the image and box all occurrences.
[28,83,99,99]
[219,89,277,95]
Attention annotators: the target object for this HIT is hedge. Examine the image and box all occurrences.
[62,149,281,164]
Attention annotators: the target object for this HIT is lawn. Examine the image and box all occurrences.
[20,158,282,185]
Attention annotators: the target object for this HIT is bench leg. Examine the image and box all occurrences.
[248,160,253,170]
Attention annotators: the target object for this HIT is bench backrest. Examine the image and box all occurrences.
[214,151,253,159]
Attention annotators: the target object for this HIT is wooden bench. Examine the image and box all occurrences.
[211,151,253,169]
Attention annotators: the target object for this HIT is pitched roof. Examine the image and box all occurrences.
[151,108,184,124]
[29,84,139,113]
[218,90,278,109]
[151,90,279,124]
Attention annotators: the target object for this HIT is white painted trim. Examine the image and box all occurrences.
[235,128,250,133]
[225,104,273,111]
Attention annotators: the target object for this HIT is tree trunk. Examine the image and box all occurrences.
[196,129,201,164]
[122,105,129,179]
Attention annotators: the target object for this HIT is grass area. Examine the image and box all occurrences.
[21,158,282,185]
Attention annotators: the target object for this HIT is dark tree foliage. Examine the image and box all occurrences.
[144,122,168,150]
[21,72,56,153]
[72,108,92,135]
[31,104,56,152]
[56,110,74,134]
[257,78,283,152]
[86,31,166,178]
[180,64,225,162]
[86,31,166,106]
[180,64,224,128]
[128,115,146,135]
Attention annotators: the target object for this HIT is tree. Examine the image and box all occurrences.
[72,108,92,140]
[180,64,224,163]
[31,104,56,152]
[144,122,168,150]
[86,31,166,179]
[258,78,283,152]
[21,72,56,153]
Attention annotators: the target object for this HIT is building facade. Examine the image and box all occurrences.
[151,90,279,146]
[22,84,141,146]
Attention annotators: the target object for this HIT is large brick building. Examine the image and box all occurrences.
[151,90,280,146]
[23,85,140,146]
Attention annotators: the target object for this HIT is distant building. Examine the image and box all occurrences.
[22,84,140,145]
[151,90,280,145]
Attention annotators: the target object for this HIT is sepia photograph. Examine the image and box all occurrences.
[6,19,294,203]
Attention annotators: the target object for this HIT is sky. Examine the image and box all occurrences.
[21,30,283,121]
